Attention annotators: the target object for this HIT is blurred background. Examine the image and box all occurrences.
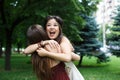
[0,0,120,80]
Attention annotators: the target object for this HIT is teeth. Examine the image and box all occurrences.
[50,32,55,34]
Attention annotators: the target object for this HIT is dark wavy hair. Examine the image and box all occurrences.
[43,15,63,44]
[27,24,52,80]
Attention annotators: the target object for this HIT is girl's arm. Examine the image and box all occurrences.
[23,44,38,54]
[23,40,58,54]
[37,36,80,62]
[41,36,80,61]
[23,37,80,61]
[62,36,80,61]
[71,52,80,61]
[37,47,72,62]
[36,38,72,62]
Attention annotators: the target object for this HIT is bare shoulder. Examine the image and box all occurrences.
[61,36,74,51]
[60,36,71,48]
[61,36,70,43]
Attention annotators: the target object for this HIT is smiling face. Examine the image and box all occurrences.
[46,19,60,40]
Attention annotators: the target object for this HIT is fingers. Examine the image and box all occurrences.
[57,45,61,53]
[47,40,61,53]
[43,40,60,49]
[37,47,42,50]
[48,40,59,49]
[36,48,41,53]
[36,48,47,56]
[38,40,62,54]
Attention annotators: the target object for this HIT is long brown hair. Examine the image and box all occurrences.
[27,24,52,80]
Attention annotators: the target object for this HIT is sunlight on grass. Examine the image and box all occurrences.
[0,53,120,80]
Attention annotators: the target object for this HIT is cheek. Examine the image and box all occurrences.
[58,29,60,34]
[56,27,60,31]
[56,28,60,35]
[58,27,60,33]
[46,28,49,32]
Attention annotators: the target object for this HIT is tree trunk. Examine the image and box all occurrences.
[0,41,3,58]
[17,42,21,53]
[77,55,83,67]
[5,30,12,70]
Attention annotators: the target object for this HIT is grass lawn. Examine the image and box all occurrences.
[0,53,120,80]
[76,55,120,80]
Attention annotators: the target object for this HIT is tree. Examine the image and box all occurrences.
[0,41,3,57]
[0,0,86,70]
[0,29,4,57]
[0,0,101,70]
[75,15,110,66]
[0,0,52,70]
[12,25,28,53]
[107,5,120,57]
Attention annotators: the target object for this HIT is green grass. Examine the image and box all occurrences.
[0,54,37,80]
[76,56,120,80]
[0,53,120,80]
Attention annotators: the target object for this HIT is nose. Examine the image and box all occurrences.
[49,25,55,29]
[50,25,54,28]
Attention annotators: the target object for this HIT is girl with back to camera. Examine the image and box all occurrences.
[27,24,70,80]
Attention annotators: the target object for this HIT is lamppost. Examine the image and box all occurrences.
[102,4,107,49]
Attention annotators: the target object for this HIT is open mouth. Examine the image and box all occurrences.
[49,32,55,37]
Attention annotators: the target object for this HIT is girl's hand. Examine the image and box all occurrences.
[45,44,61,53]
[36,48,48,57]
[43,40,59,49]
[42,40,61,53]
[37,44,62,57]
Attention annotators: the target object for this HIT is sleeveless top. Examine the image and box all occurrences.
[51,62,70,80]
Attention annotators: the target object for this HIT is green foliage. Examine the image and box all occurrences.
[12,25,28,48]
[79,0,100,15]
[107,5,120,57]
[112,6,120,26]
[74,15,109,63]
[65,24,83,42]
[0,0,100,47]
[77,15,101,50]
[0,0,82,48]
[0,0,101,70]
